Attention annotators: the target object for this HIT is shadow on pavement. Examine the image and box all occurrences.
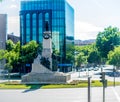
[22,84,47,93]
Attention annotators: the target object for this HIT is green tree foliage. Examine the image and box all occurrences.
[87,49,101,66]
[0,50,6,60]
[75,45,93,67]
[37,43,43,55]
[107,46,120,69]
[4,41,20,72]
[76,52,87,67]
[66,44,75,64]
[14,41,20,53]
[96,26,120,58]
[75,44,103,67]
[6,40,15,52]
[0,40,41,73]
[75,44,94,57]
[4,50,19,72]
[21,40,39,64]
[52,49,60,71]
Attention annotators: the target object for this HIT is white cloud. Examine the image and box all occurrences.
[91,0,104,9]
[10,4,17,8]
[7,16,20,36]
[75,21,104,40]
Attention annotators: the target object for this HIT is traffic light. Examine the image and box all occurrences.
[100,72,105,83]
[100,72,107,88]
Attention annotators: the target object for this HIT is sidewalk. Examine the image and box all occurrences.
[0,73,21,83]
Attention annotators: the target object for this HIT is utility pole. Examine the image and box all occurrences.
[88,76,91,102]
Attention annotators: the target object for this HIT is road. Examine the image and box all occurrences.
[0,87,120,102]
[0,65,120,82]
[0,65,120,102]
[71,65,120,82]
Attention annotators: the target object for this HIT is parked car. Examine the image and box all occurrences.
[80,68,86,72]
[94,67,99,71]
[1,70,8,74]
[88,67,94,71]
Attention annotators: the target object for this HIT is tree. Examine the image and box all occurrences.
[76,52,87,68]
[4,63,12,82]
[96,26,120,58]
[66,44,75,64]
[87,49,101,67]
[0,40,41,74]
[37,43,43,55]
[0,40,20,80]
[6,40,15,52]
[107,46,120,69]
[75,44,105,67]
[52,50,60,71]
[21,40,39,64]
[0,49,6,60]
[4,48,19,71]
[75,44,94,57]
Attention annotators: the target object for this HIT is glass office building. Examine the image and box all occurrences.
[20,0,74,69]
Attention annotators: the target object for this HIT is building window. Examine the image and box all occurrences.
[26,14,30,42]
[20,15,24,45]
[32,13,37,41]
[44,13,50,31]
[38,13,43,42]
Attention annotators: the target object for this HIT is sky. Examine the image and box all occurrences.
[1,0,120,40]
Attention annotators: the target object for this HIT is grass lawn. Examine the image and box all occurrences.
[0,80,120,89]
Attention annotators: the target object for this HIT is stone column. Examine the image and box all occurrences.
[42,31,52,70]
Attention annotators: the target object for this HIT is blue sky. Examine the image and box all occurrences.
[1,0,120,40]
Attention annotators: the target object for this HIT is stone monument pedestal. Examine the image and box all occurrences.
[22,72,71,84]
[21,55,71,84]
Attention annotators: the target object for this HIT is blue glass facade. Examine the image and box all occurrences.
[20,0,74,66]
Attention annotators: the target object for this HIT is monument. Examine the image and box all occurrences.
[22,24,71,84]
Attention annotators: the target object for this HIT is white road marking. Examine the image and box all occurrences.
[112,87,120,102]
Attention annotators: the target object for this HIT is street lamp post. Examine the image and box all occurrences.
[113,66,116,87]
[101,65,103,72]
[78,68,80,78]
[74,51,78,71]
[74,51,80,77]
